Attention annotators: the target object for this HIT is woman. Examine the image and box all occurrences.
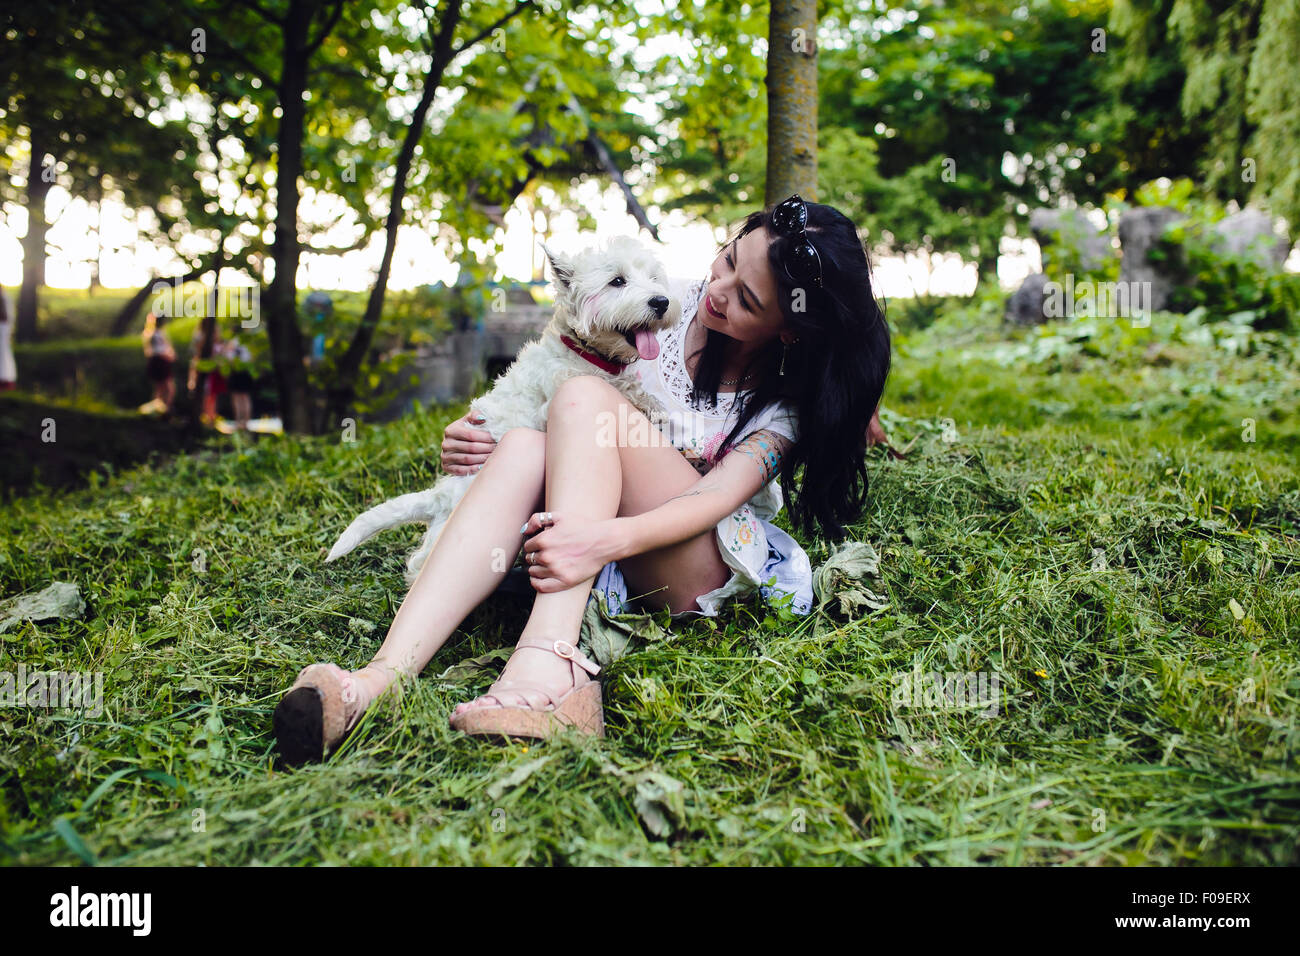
[0,286,16,390]
[273,195,891,765]
[221,328,254,430]
[141,312,176,412]
[188,316,225,426]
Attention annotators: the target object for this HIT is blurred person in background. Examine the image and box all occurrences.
[141,312,176,413]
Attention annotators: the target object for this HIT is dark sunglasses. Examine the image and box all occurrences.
[769,193,824,288]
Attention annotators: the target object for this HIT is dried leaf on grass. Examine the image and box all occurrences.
[486,756,554,802]
[577,592,667,670]
[434,646,514,686]
[631,770,686,839]
[812,542,890,617]
[0,582,86,634]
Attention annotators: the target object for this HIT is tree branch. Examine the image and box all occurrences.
[242,0,287,27]
[304,231,375,255]
[193,16,278,88]
[306,0,347,56]
[451,0,535,57]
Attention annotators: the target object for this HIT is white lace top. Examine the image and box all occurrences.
[626,275,800,521]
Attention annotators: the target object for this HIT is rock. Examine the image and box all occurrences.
[1119,206,1187,313]
[1211,208,1291,267]
[1029,207,1113,273]
[1005,272,1051,326]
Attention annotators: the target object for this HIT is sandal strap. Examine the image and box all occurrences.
[485,679,560,709]
[480,636,601,707]
[513,634,601,677]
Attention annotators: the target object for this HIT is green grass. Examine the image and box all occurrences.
[4,284,219,342]
[1,303,1297,865]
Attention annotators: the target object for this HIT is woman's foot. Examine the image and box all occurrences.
[449,629,605,733]
[273,661,400,765]
[328,662,396,726]
[449,633,604,738]
[450,633,596,719]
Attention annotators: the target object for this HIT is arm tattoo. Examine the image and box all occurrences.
[664,481,722,505]
[731,429,786,483]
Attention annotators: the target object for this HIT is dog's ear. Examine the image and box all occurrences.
[539,241,574,290]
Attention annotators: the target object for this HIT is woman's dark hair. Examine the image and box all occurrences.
[687,199,891,543]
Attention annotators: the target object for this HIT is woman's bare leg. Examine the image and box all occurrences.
[345,427,547,701]
[452,375,732,716]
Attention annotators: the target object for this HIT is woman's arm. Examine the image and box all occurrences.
[609,428,791,561]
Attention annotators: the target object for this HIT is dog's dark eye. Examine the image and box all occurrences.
[609,276,626,287]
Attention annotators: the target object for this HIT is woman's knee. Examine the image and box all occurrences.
[550,374,619,416]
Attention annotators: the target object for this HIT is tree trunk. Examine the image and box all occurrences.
[89,199,102,293]
[17,127,51,343]
[265,0,314,434]
[209,228,228,319]
[765,0,819,204]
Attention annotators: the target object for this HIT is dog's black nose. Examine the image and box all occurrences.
[648,295,669,317]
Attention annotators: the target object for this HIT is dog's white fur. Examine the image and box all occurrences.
[326,234,682,583]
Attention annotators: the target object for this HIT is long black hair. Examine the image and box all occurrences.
[688,199,891,543]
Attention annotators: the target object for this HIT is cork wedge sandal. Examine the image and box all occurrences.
[449,634,604,739]
[273,662,402,766]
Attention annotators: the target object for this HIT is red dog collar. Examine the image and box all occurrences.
[560,334,626,375]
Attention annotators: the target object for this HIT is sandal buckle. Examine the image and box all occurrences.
[553,639,600,677]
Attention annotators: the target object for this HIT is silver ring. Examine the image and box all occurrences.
[526,552,535,565]
[544,512,554,525]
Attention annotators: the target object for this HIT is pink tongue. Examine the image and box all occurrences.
[634,328,659,361]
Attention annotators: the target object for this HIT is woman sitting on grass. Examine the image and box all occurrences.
[273,195,891,765]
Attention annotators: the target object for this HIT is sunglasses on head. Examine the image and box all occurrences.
[769,193,824,288]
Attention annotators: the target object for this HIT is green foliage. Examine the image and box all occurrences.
[882,293,963,335]
[0,394,202,495]
[1037,212,1121,288]
[1139,181,1299,330]
[1162,243,1300,331]
[299,284,455,418]
[16,333,194,410]
[1112,0,1300,227]
[1133,175,1200,212]
[820,0,1119,276]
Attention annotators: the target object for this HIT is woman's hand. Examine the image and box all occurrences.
[441,411,497,475]
[520,511,621,593]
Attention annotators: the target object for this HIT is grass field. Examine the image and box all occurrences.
[1,298,1297,865]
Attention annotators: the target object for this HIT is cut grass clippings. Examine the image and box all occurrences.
[1,305,1297,865]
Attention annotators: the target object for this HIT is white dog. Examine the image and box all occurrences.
[326,235,682,583]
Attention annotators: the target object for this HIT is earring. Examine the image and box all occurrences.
[779,341,789,376]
